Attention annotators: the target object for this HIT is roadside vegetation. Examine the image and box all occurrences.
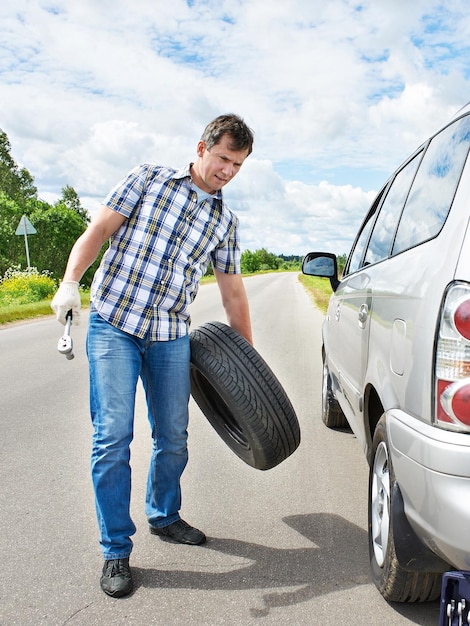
[297,274,332,314]
[0,268,335,325]
[0,266,91,324]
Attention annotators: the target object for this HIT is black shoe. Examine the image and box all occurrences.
[100,558,133,598]
[149,519,206,545]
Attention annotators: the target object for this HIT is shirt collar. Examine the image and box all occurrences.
[173,164,223,201]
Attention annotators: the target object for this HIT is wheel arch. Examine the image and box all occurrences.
[364,384,384,464]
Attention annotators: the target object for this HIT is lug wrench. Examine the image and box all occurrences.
[57,309,74,360]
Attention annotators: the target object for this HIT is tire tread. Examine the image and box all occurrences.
[190,321,300,470]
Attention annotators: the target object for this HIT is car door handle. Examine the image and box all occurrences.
[358,304,369,327]
[335,302,341,321]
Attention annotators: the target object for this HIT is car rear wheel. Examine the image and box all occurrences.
[321,357,348,428]
[369,416,442,602]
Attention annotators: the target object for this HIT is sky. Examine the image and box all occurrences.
[1,0,470,257]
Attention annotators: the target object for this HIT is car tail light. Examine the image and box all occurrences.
[435,283,470,432]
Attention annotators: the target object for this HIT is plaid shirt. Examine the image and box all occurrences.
[90,163,241,340]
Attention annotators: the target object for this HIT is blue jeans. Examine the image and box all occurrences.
[86,309,190,560]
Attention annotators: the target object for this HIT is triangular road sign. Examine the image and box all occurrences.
[15,215,37,236]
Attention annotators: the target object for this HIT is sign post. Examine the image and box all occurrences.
[15,215,37,269]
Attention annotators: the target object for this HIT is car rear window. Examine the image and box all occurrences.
[392,114,470,255]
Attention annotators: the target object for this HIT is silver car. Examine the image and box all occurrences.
[303,102,470,603]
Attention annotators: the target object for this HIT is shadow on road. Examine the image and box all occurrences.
[131,512,439,623]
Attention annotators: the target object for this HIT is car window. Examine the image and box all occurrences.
[363,153,422,266]
[345,188,386,275]
[393,114,470,255]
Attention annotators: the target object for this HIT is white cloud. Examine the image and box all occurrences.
[225,159,375,255]
[1,0,469,256]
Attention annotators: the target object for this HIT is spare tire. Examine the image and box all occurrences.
[189,321,300,470]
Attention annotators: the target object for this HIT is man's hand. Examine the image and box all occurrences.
[51,281,81,325]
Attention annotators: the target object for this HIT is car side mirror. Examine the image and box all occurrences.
[302,252,340,292]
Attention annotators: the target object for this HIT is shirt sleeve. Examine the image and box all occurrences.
[211,215,241,274]
[103,164,151,219]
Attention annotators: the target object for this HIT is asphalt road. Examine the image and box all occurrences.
[0,273,441,625]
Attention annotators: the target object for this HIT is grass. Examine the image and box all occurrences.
[0,292,91,325]
[297,274,333,314]
[0,273,332,325]
[0,274,221,325]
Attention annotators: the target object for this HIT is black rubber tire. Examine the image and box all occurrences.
[321,357,348,428]
[189,321,300,470]
[368,416,442,602]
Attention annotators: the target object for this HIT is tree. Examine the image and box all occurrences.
[0,129,96,281]
[0,195,94,280]
[337,253,347,276]
[0,130,37,203]
[0,129,39,275]
[240,248,282,273]
[58,185,90,224]
[27,201,97,283]
[256,248,280,271]
[0,192,24,275]
[241,248,283,274]
[240,249,259,273]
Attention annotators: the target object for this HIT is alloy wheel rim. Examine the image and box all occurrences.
[321,362,328,415]
[371,441,390,567]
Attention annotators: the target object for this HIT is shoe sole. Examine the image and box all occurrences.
[100,581,134,598]
[101,586,133,598]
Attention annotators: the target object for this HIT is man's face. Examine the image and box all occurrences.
[192,134,249,194]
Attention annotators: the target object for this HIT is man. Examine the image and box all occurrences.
[51,114,254,598]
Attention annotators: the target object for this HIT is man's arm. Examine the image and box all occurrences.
[214,269,253,345]
[63,204,126,282]
[51,205,127,324]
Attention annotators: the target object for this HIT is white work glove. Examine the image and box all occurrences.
[51,281,81,325]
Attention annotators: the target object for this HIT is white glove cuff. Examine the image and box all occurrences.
[60,280,80,294]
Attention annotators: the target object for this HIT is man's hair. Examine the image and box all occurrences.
[201,114,254,156]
